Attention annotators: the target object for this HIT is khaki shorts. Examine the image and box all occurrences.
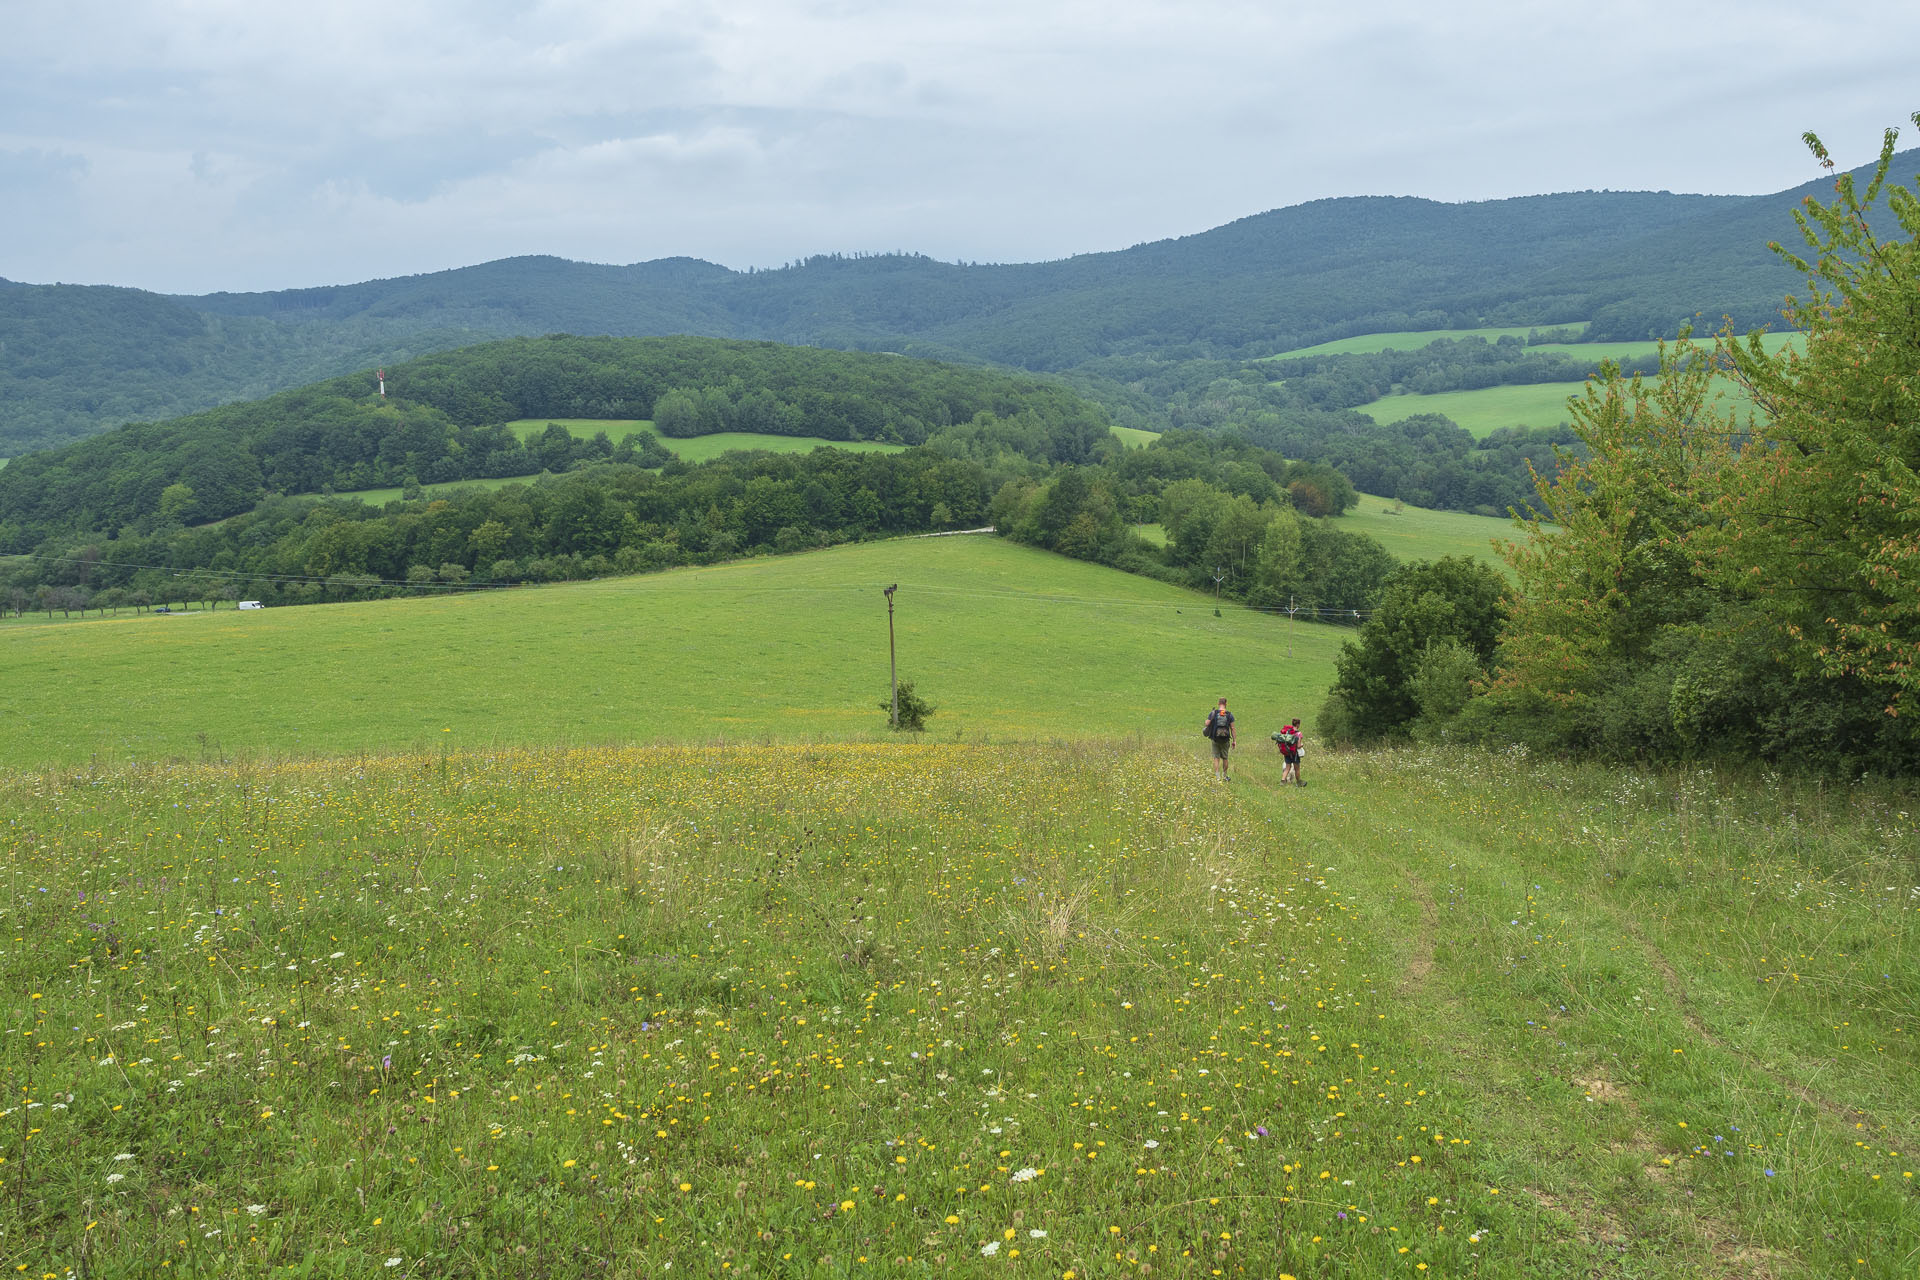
[1211,737,1232,759]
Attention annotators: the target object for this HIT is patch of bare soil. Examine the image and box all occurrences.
[1398,875,1437,995]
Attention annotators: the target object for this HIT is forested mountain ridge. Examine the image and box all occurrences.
[7,152,1896,455]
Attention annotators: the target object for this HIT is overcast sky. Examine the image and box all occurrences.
[4,0,1917,295]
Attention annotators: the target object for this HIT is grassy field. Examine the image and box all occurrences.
[1268,328,1799,366]
[328,474,544,506]
[0,536,1344,771]
[7,733,1914,1278]
[502,419,907,464]
[1135,502,1516,569]
[1111,427,1162,449]
[1522,331,1800,364]
[1354,383,1587,436]
[1350,335,1799,438]
[1332,495,1517,568]
[1357,378,1771,439]
[503,418,657,442]
[1266,326,1578,360]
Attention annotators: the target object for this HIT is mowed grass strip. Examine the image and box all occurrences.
[1227,745,1920,1279]
[0,536,1345,770]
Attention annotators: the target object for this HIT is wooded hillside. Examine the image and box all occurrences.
[7,154,1883,454]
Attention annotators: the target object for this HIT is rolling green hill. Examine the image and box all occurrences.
[7,151,1889,452]
[0,535,1340,769]
[1332,492,1517,566]
[0,336,1106,546]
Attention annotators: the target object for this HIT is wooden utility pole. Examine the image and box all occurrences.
[884,584,899,729]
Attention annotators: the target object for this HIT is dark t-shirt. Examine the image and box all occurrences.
[1210,710,1234,739]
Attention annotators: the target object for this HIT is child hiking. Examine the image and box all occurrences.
[1272,719,1303,786]
[1203,697,1236,782]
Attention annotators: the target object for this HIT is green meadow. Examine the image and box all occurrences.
[1350,334,1799,438]
[502,419,909,463]
[0,536,1342,771]
[1355,383,1586,436]
[1133,501,1516,569]
[1331,495,1516,568]
[326,474,546,506]
[1521,331,1800,364]
[1358,377,1770,439]
[321,429,911,504]
[8,734,1915,1277]
[1266,326,1576,360]
[6,515,1914,1280]
[1110,427,1162,449]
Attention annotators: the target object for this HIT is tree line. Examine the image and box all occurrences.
[1318,123,1920,774]
[1,420,1398,624]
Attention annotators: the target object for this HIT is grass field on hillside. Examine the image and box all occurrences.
[502,419,907,463]
[503,417,657,442]
[8,739,1914,1278]
[1524,331,1800,364]
[0,536,1344,770]
[1136,503,1518,569]
[1358,378,1768,438]
[1266,326,1578,360]
[331,474,544,505]
[1111,426,1162,449]
[1333,495,1516,568]
[1355,383,1586,436]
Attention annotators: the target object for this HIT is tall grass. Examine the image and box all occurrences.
[7,740,1916,1276]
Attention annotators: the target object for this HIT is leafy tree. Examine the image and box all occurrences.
[1700,117,1920,716]
[883,681,936,732]
[1324,557,1508,740]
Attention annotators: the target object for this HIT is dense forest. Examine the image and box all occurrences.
[7,152,1881,458]
[0,389,1389,624]
[1320,124,1920,774]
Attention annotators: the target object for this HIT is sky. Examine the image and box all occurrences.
[4,0,1918,296]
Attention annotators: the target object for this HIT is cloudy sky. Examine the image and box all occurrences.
[4,0,1916,295]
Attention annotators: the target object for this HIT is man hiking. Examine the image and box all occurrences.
[1272,719,1303,786]
[1204,697,1236,782]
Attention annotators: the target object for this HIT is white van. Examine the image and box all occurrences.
[237,600,265,610]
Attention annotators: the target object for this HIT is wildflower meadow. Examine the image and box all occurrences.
[4,740,1917,1277]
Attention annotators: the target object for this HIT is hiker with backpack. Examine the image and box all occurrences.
[1271,719,1303,786]
[1204,697,1236,782]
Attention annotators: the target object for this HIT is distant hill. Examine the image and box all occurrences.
[0,335,1112,545]
[3,151,1896,455]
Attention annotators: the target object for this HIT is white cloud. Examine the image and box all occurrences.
[3,0,1918,291]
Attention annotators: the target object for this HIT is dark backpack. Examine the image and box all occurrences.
[1204,709,1228,739]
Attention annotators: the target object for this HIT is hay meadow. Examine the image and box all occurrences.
[5,538,1918,1279]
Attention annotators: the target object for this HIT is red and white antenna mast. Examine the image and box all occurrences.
[376,367,386,398]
